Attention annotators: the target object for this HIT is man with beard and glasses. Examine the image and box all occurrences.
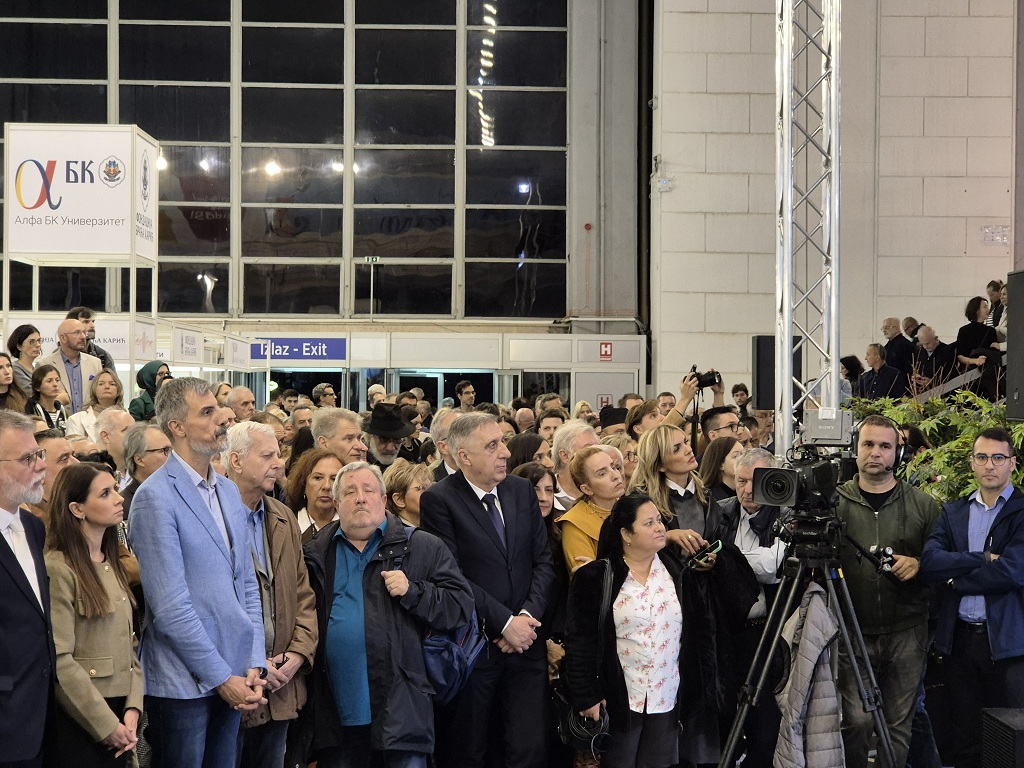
[128,378,267,768]
[0,410,55,768]
[362,402,416,470]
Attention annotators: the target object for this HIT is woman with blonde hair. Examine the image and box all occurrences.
[383,458,433,528]
[601,433,638,485]
[64,369,125,442]
[572,400,594,420]
[558,445,625,574]
[45,462,142,765]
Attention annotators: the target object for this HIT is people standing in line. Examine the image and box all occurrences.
[128,377,267,768]
[45,462,143,766]
[922,428,1024,768]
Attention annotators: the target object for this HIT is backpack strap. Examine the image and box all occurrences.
[596,559,614,654]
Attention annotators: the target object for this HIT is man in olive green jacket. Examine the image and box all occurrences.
[835,415,940,768]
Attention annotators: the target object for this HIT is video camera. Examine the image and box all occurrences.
[751,454,839,514]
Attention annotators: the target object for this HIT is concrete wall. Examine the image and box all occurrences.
[650,0,1015,400]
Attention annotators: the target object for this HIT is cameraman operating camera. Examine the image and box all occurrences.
[835,415,941,768]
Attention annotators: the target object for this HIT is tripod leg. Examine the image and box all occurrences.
[717,559,806,768]
[823,568,897,768]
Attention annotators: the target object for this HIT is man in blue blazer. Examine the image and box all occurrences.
[129,378,267,768]
[0,411,55,768]
[420,413,555,768]
[922,427,1024,768]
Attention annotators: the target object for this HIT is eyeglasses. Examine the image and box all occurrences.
[25,338,42,346]
[972,453,1014,467]
[144,446,173,456]
[624,451,638,462]
[0,448,46,467]
[324,391,336,398]
[715,422,741,433]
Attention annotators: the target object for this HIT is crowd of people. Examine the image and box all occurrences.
[0,309,1019,768]
[843,278,1010,402]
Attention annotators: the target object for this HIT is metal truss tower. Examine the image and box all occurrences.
[775,0,841,454]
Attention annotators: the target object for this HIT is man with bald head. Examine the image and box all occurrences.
[35,318,103,414]
[228,386,258,422]
[881,316,915,377]
[913,326,956,390]
[514,407,535,433]
[96,407,138,487]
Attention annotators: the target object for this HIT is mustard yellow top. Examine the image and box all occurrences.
[557,498,611,575]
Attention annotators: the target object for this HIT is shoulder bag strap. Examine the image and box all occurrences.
[596,559,614,653]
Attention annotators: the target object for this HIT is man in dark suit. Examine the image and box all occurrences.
[882,316,916,377]
[859,343,908,399]
[428,408,462,482]
[420,413,555,768]
[912,325,957,391]
[0,410,56,768]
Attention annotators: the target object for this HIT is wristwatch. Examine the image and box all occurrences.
[256,666,269,680]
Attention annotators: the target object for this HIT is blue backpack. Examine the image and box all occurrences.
[393,532,487,705]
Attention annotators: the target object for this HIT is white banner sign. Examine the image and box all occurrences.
[173,327,203,364]
[226,337,251,370]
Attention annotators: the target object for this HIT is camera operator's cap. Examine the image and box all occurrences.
[362,402,416,439]
[599,406,628,430]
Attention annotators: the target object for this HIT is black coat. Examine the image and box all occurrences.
[914,341,956,386]
[565,542,757,726]
[302,513,474,754]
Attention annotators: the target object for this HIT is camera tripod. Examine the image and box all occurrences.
[716,523,896,768]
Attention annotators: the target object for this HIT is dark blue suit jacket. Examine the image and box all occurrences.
[0,509,56,761]
[858,364,907,399]
[420,471,555,663]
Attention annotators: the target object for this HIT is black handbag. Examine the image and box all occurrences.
[552,560,613,753]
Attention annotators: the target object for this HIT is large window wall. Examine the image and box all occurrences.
[0,0,569,319]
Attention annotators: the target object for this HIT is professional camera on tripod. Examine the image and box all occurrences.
[717,445,897,768]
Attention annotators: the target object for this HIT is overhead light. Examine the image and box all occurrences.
[265,160,281,175]
[156,155,168,171]
[331,161,344,172]
[518,182,531,194]
[198,158,211,172]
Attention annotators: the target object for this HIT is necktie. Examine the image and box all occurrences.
[482,493,506,548]
[7,516,42,608]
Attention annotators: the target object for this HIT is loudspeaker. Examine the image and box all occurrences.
[982,708,1024,767]
[1006,270,1024,422]
[752,335,803,410]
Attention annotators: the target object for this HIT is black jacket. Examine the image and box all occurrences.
[565,544,756,730]
[302,513,474,754]
[858,364,907,399]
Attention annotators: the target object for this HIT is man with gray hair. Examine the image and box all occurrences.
[224,421,317,768]
[290,404,315,433]
[718,447,788,767]
[428,407,462,482]
[121,424,171,518]
[228,386,258,422]
[129,377,267,767]
[420,413,555,768]
[551,419,599,513]
[311,382,336,408]
[311,407,367,465]
[303,461,472,767]
[95,406,137,487]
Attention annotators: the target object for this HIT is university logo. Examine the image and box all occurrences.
[140,151,151,210]
[100,156,125,187]
[15,159,62,210]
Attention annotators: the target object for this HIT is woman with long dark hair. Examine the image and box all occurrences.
[840,355,865,401]
[698,435,744,501]
[565,492,693,768]
[506,431,554,473]
[26,363,69,432]
[0,352,29,414]
[45,462,142,765]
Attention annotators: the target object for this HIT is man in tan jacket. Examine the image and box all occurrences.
[224,421,318,768]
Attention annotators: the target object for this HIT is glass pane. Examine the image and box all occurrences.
[242,0,344,23]
[353,150,454,205]
[467,31,566,87]
[120,268,154,314]
[465,209,566,259]
[0,84,106,125]
[39,267,105,312]
[354,264,452,315]
[356,0,455,25]
[465,262,565,318]
[242,28,344,84]
[466,150,566,205]
[354,209,454,260]
[242,88,344,143]
[120,85,230,142]
[468,0,567,26]
[2,0,106,18]
[241,207,343,259]
[10,260,32,312]
[0,23,106,79]
[355,90,455,145]
[355,30,455,85]
[120,25,230,82]
[159,146,231,203]
[157,262,229,313]
[120,0,230,21]
[160,205,231,257]
[468,91,565,146]
[241,147,344,204]
[244,263,340,314]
